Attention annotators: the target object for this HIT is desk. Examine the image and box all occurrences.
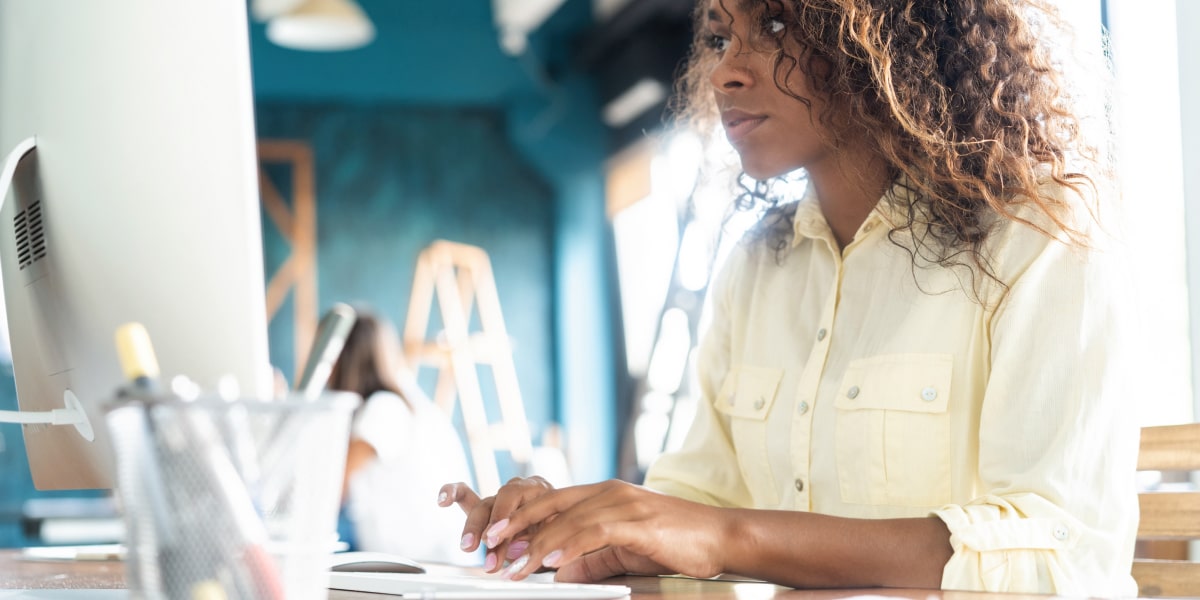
[0,550,1061,599]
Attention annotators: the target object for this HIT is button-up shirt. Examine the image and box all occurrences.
[644,183,1140,597]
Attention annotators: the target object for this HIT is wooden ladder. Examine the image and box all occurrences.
[402,240,532,495]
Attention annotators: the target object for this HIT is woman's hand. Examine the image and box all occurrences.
[479,479,729,583]
[437,476,556,573]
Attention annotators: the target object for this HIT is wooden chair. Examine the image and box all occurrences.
[1133,422,1200,597]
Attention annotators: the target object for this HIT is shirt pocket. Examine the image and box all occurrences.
[714,365,783,506]
[833,353,953,507]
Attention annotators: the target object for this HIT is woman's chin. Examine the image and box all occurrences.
[733,150,793,181]
[739,161,791,182]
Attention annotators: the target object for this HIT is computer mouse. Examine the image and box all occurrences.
[327,551,427,574]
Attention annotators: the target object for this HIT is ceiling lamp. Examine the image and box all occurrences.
[265,0,375,52]
[491,0,565,55]
[252,0,304,21]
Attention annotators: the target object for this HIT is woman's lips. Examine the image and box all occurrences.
[723,112,767,144]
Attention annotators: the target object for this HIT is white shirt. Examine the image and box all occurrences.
[644,183,1140,596]
[346,387,476,566]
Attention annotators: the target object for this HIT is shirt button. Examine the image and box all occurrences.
[816,328,827,341]
[863,223,874,233]
[1053,525,1069,541]
[794,478,805,492]
[754,397,765,410]
[921,387,938,402]
[727,395,736,406]
[846,386,860,399]
[796,401,809,415]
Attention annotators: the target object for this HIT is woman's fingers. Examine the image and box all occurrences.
[493,481,723,582]
[476,476,555,573]
[436,482,497,558]
[486,476,553,540]
[439,477,558,570]
[488,481,625,549]
[440,482,487,553]
[493,483,645,581]
[461,496,497,554]
[498,501,644,581]
[438,482,481,513]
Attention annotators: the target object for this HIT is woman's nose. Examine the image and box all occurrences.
[709,40,754,91]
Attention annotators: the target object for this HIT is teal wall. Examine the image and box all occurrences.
[506,79,616,486]
[255,104,559,466]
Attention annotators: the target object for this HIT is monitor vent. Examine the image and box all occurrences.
[14,200,46,270]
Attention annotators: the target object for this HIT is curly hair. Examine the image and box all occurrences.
[674,0,1113,284]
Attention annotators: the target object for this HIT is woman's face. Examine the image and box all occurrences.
[705,0,836,180]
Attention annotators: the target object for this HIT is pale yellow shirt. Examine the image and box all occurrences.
[644,184,1140,597]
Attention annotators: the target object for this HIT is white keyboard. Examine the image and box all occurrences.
[328,572,631,599]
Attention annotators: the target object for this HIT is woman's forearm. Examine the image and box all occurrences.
[720,508,953,589]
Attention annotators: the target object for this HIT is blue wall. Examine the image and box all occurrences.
[506,79,616,485]
[255,104,559,463]
[0,367,32,546]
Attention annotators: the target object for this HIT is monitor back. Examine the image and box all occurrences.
[0,0,271,489]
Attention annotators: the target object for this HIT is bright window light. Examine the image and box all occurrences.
[1107,0,1193,425]
[613,192,678,375]
[677,223,711,292]
[646,308,691,393]
[634,392,673,469]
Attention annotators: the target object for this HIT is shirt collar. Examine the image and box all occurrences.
[789,180,916,248]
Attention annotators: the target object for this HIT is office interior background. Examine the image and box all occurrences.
[0,0,1196,548]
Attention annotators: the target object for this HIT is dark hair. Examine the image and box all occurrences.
[675,0,1112,284]
[326,307,410,407]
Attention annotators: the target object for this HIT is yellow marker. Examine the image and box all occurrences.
[190,580,228,600]
[114,322,161,382]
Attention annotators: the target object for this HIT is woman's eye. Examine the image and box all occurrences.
[707,34,730,53]
[765,17,785,34]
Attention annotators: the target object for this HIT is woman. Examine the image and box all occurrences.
[440,0,1138,594]
[329,307,477,566]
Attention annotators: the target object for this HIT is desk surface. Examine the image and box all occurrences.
[0,550,1060,599]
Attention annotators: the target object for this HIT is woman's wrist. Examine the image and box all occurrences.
[714,506,755,578]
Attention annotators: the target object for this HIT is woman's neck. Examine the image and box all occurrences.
[808,147,891,250]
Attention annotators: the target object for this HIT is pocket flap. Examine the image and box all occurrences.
[715,365,784,420]
[834,354,953,413]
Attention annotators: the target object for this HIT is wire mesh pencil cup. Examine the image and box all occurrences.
[105,389,360,600]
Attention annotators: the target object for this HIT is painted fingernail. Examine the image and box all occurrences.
[484,552,498,571]
[501,555,528,580]
[485,519,509,548]
[460,533,475,550]
[438,491,449,505]
[505,541,529,559]
[542,549,563,568]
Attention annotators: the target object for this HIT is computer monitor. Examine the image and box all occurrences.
[0,0,273,490]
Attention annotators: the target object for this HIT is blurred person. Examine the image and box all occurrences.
[328,306,476,565]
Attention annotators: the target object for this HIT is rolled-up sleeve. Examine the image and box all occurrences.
[933,223,1140,596]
